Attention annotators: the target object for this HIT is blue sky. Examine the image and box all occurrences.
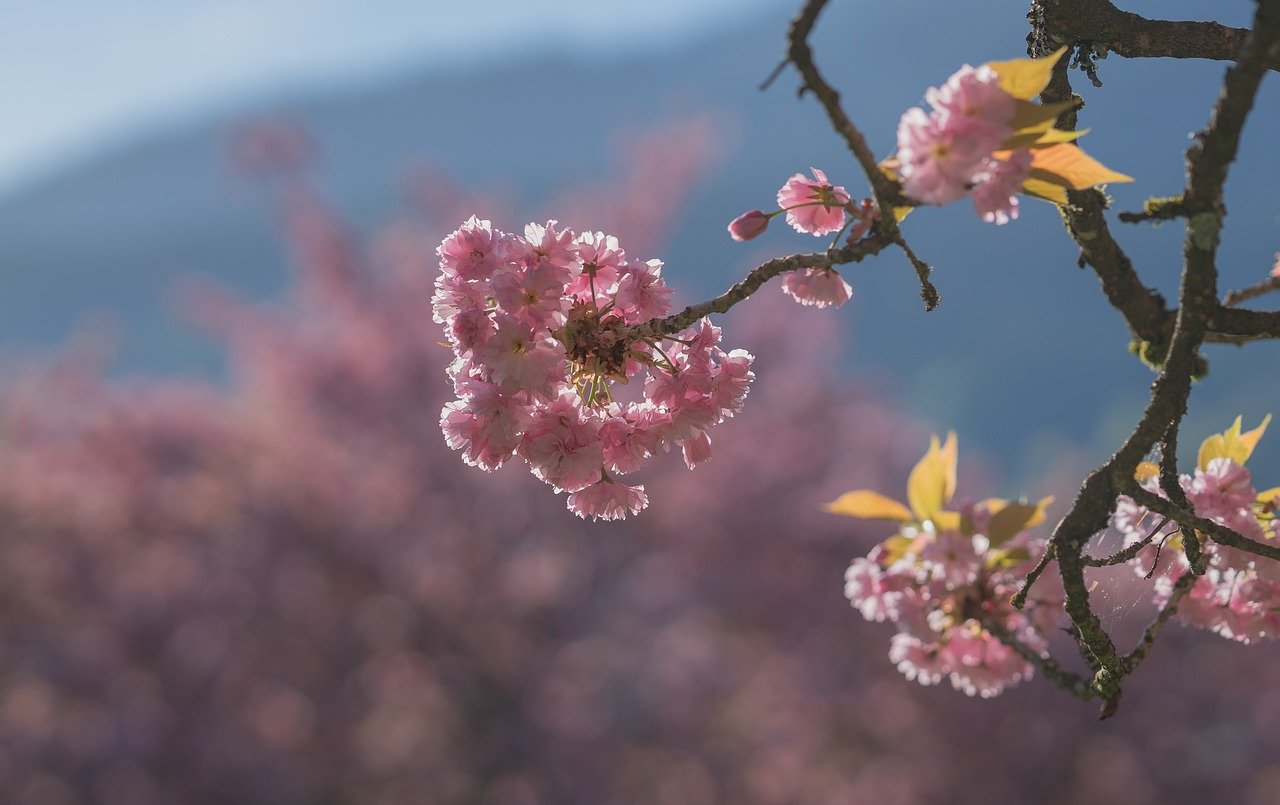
[0,0,776,193]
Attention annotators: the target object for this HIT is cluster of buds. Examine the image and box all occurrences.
[1114,416,1280,643]
[434,217,755,520]
[828,434,1061,697]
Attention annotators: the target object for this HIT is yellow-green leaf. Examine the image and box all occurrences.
[986,502,1041,546]
[1135,461,1160,483]
[1199,414,1272,470]
[932,510,962,532]
[1259,487,1280,505]
[880,533,917,565]
[979,497,1010,515]
[1234,415,1269,465]
[1030,143,1133,189]
[878,159,915,221]
[1006,99,1077,136]
[1033,127,1089,146]
[1000,126,1087,152]
[1023,496,1055,530]
[985,546,1031,570]
[907,432,958,521]
[1020,176,1068,205]
[986,46,1069,101]
[824,490,914,522]
[1198,434,1226,471]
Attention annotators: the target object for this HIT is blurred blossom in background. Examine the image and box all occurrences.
[1,1,1280,803]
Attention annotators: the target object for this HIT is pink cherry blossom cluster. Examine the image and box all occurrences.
[845,504,1061,697]
[1113,459,1280,643]
[896,64,1033,224]
[727,169,877,309]
[434,216,755,520]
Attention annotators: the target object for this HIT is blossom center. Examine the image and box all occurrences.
[557,302,633,406]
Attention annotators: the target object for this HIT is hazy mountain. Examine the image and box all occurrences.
[1,0,1276,482]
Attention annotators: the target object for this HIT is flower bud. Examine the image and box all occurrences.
[727,209,769,242]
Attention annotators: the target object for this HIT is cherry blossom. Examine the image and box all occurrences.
[567,477,649,521]
[896,107,993,205]
[776,168,851,236]
[971,148,1034,225]
[782,267,853,309]
[924,64,1016,148]
[1110,417,1280,643]
[436,217,756,519]
[828,434,1061,696]
[895,62,1021,209]
[895,63,1019,207]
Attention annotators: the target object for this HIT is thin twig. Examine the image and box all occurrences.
[784,0,902,239]
[629,233,892,339]
[1223,275,1280,307]
[1117,196,1187,224]
[1123,572,1197,673]
[1159,423,1204,574]
[1083,516,1170,566]
[1012,542,1055,609]
[979,615,1095,700]
[759,58,789,92]
[1128,485,1280,563]
[894,236,940,311]
[780,0,942,309]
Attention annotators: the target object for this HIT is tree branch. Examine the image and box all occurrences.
[631,232,892,340]
[1160,422,1204,574]
[1036,0,1279,72]
[1223,274,1280,307]
[1083,515,1169,567]
[978,615,1096,700]
[737,0,1280,712]
[1209,305,1280,341]
[1018,0,1280,711]
[1127,485,1280,563]
[1122,571,1197,673]
[1033,63,1173,347]
[1117,195,1187,224]
[784,0,900,238]
[781,0,938,309]
[1064,189,1175,346]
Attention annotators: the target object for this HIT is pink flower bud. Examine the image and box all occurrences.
[727,210,769,242]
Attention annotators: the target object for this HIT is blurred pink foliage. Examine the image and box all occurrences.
[544,116,722,259]
[0,121,1279,804]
